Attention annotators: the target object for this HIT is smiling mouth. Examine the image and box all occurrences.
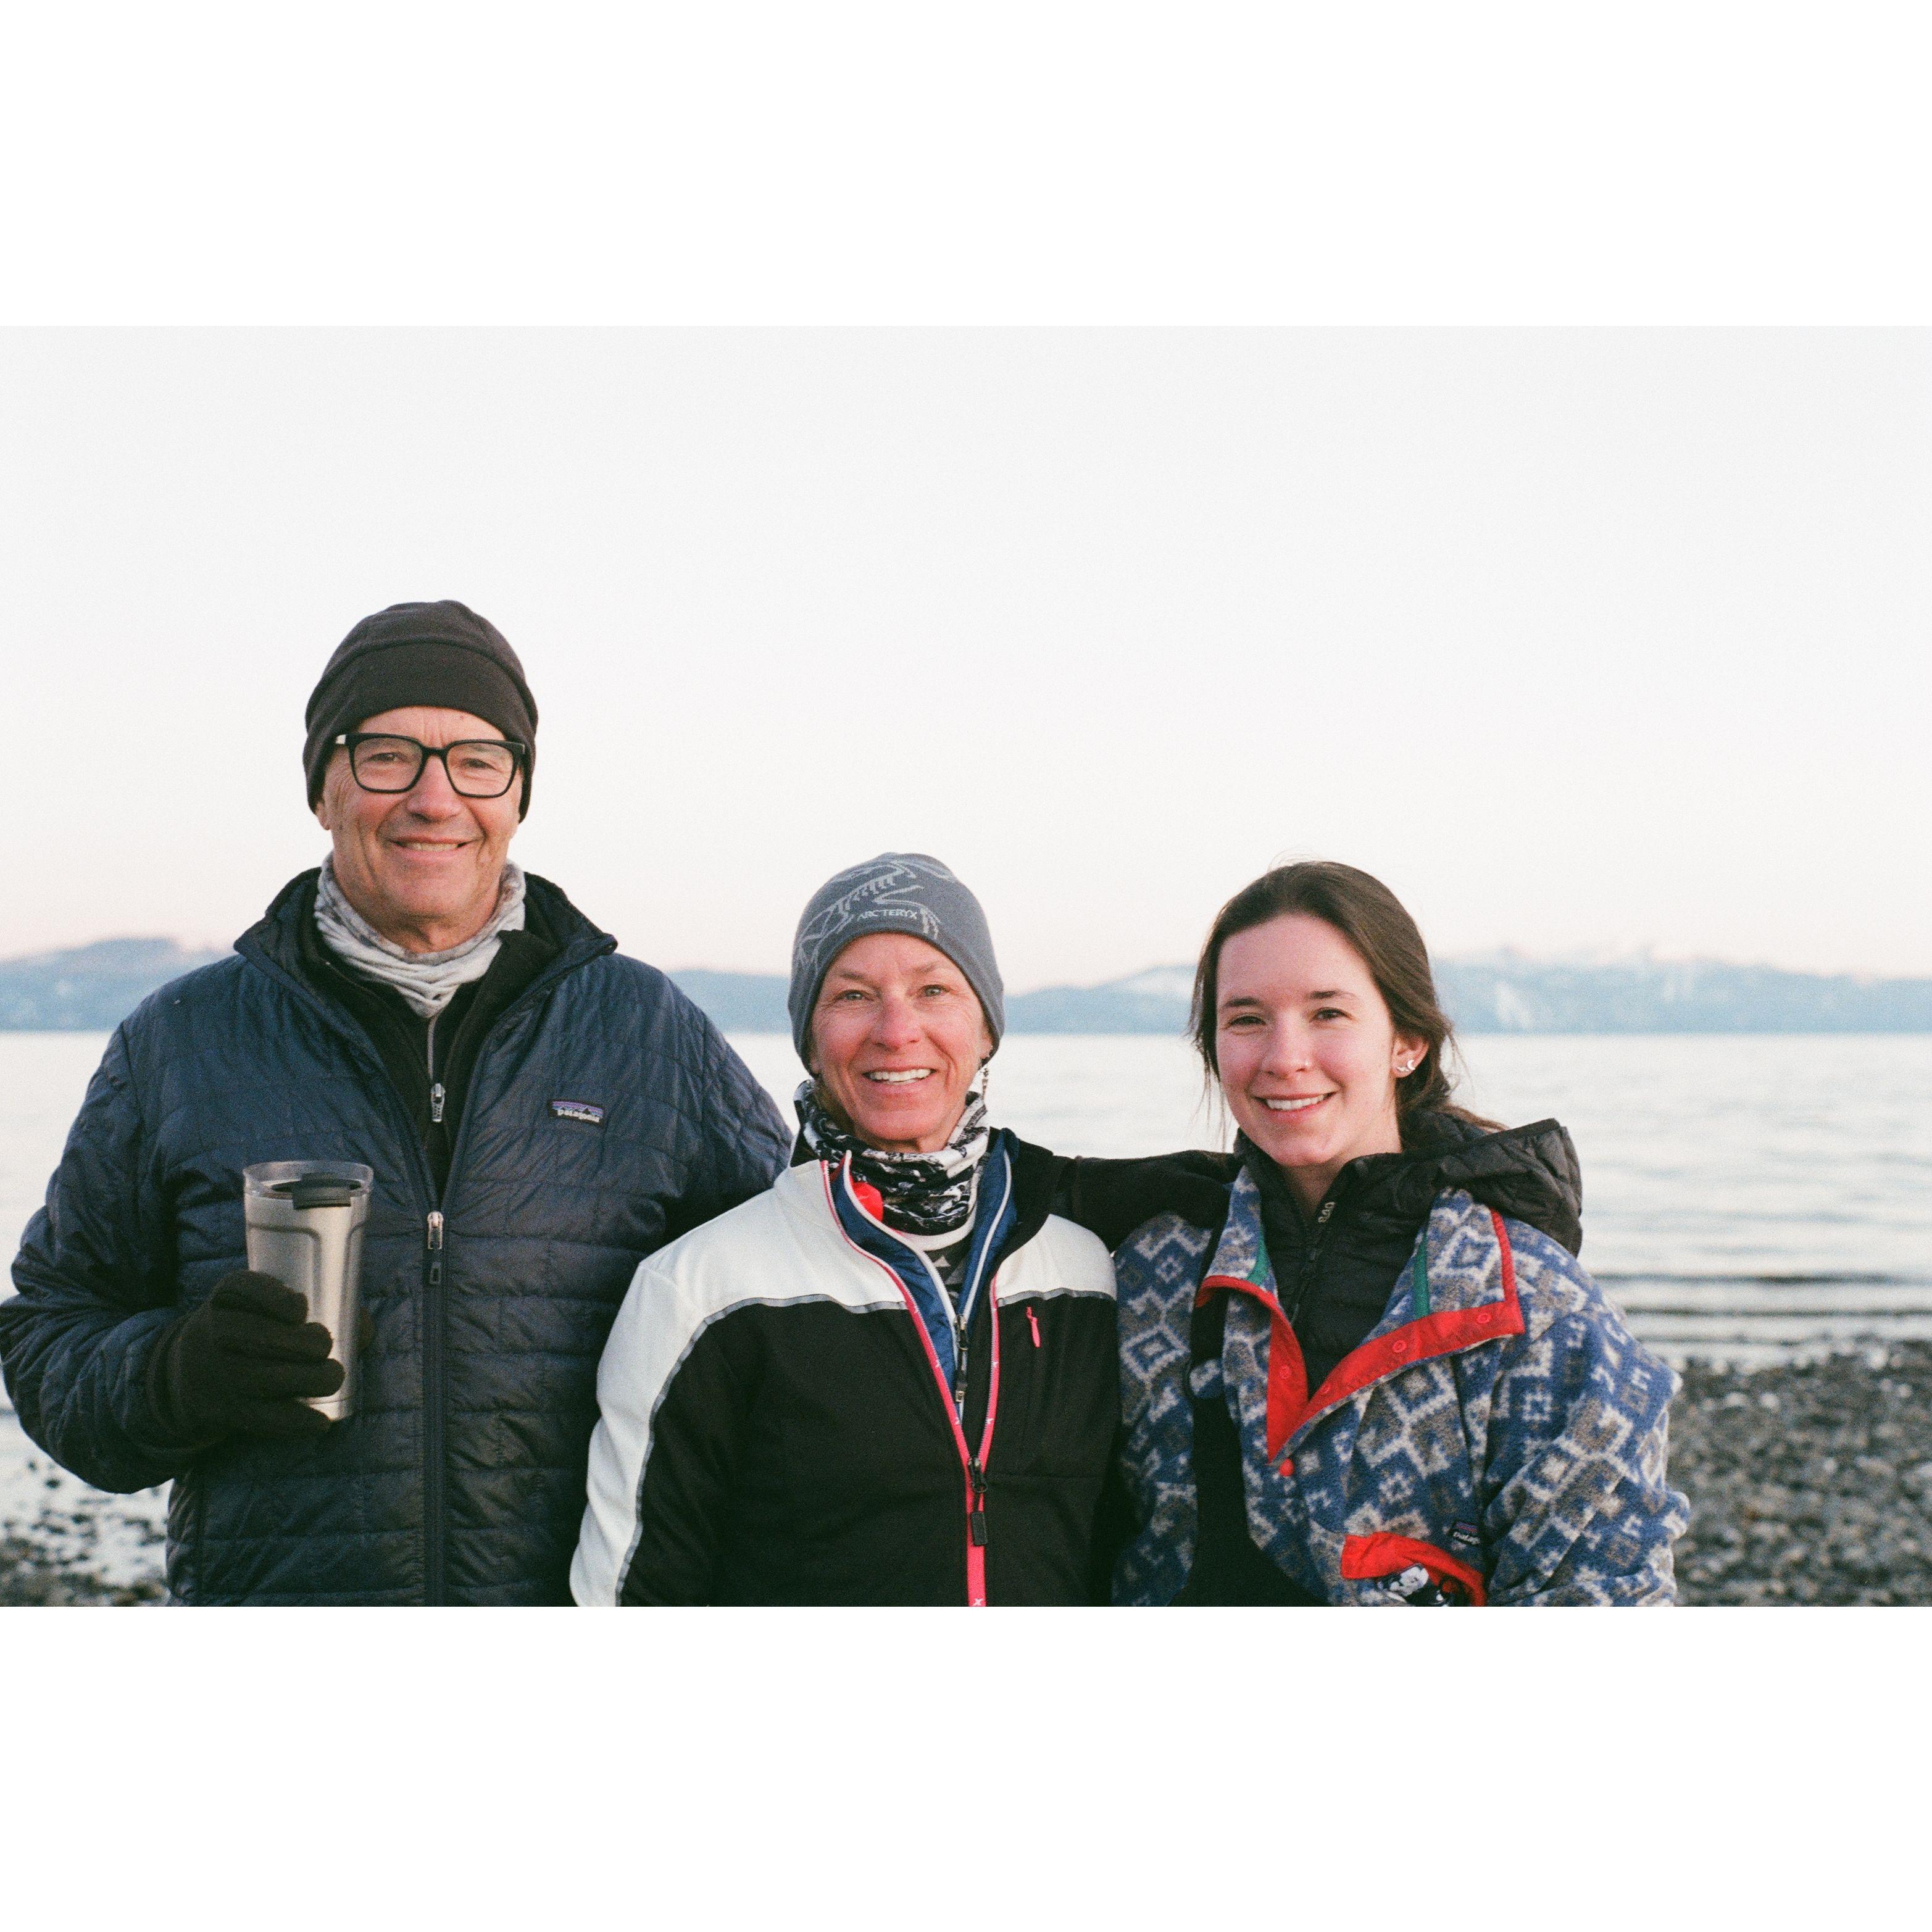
[864,1069,935,1085]
[389,839,468,853]
[1259,1094,1330,1114]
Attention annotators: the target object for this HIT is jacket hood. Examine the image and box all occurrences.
[1293,1109,1584,1256]
[1060,1110,1584,1257]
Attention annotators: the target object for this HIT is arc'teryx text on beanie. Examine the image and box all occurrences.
[787,852,1005,1062]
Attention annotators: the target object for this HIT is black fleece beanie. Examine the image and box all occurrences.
[303,601,539,817]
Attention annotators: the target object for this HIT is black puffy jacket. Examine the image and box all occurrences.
[0,872,790,1604]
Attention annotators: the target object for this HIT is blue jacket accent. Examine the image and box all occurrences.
[825,1133,1018,1388]
[0,871,790,1604]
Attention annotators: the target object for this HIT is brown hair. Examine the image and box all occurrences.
[1190,860,1496,1131]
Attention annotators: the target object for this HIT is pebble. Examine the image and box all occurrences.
[1670,1341,1932,1606]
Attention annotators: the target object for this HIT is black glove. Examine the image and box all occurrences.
[148,1270,345,1443]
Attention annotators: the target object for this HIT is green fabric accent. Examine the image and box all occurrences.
[1249,1228,1275,1291]
[1409,1235,1431,1320]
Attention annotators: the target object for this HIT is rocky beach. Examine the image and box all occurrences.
[1668,1341,1932,1605]
[0,1417,167,1605]
[6,1343,1931,1605]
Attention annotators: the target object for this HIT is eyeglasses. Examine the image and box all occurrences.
[334,732,528,799]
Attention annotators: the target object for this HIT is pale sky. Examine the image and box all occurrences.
[4,328,1927,988]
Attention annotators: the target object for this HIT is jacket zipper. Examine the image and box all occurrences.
[919,1255,989,1565]
[909,1197,1009,1596]
[935,1268,969,1420]
[956,1283,999,1595]
[829,1160,1006,1603]
[426,1013,446,1123]
[420,1014,448,1602]
[411,966,592,1602]
[904,1260,1000,1597]
[1286,1196,1336,1325]
[423,1205,446,1591]
[919,1254,991,1572]
[238,909,615,1605]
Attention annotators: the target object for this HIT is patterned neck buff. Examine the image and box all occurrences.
[794,1078,991,1235]
[314,857,527,1020]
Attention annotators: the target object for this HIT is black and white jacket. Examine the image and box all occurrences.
[572,1132,1120,1605]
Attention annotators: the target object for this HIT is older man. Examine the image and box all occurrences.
[0,600,789,1604]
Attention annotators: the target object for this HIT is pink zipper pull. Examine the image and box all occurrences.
[1026,1306,1041,1349]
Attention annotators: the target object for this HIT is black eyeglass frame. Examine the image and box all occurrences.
[333,731,530,799]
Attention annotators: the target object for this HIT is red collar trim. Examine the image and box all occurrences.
[1199,1209,1525,1462]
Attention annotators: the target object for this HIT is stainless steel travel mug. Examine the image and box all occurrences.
[241,1161,375,1421]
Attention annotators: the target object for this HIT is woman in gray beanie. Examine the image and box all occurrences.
[574,854,1125,1606]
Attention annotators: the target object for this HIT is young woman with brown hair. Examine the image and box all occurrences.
[1103,860,1689,1605]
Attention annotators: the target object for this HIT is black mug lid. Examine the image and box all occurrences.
[277,1177,359,1209]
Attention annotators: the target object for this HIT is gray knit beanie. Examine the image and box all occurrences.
[788,853,1005,1062]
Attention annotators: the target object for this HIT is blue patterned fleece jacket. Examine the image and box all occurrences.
[1113,1168,1691,1605]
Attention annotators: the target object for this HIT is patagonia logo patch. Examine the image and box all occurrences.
[549,1099,606,1127]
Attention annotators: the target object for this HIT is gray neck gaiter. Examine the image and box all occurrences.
[314,857,527,1020]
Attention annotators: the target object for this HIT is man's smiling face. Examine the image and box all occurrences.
[315,704,524,953]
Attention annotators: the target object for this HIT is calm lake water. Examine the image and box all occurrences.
[4,1029,1930,1372]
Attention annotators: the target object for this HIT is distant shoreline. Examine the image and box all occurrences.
[9,1024,1932,1038]
[6,941,1931,1036]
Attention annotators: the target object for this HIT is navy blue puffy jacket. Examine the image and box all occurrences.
[0,872,790,1604]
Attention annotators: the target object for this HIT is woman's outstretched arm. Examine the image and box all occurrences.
[1054,1149,1237,1250]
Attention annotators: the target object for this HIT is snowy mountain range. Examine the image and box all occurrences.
[5,939,1931,1034]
